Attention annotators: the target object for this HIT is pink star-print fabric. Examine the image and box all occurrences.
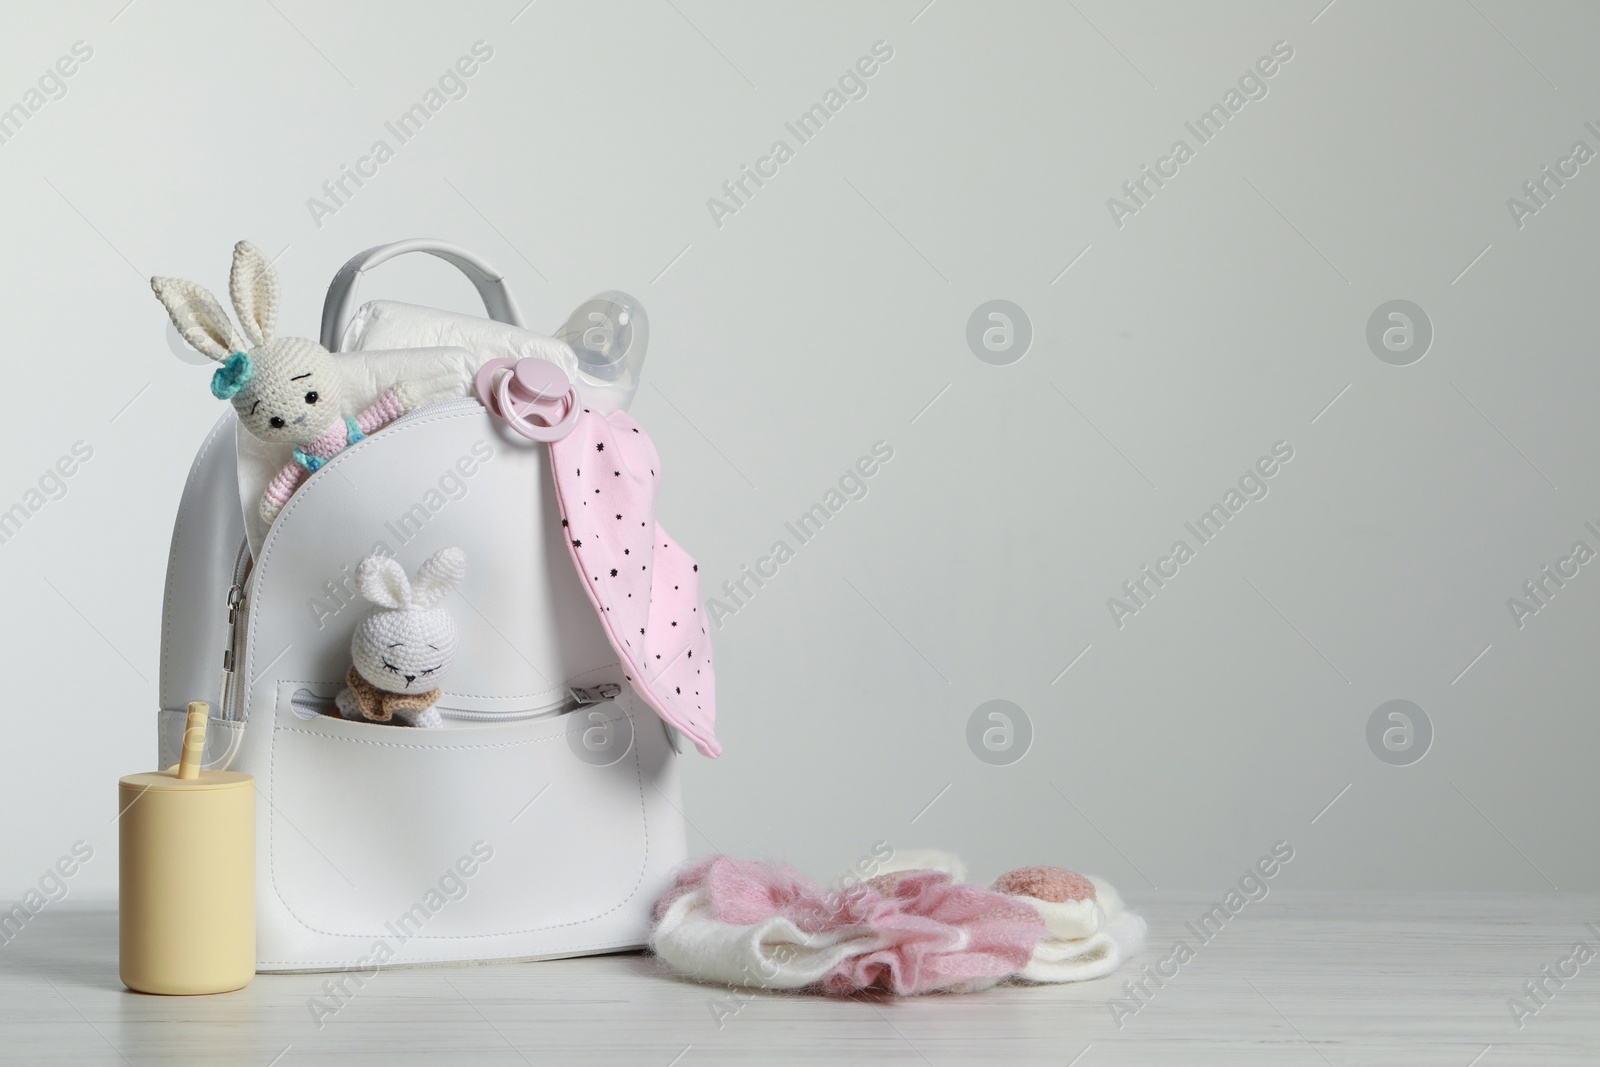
[548,408,720,757]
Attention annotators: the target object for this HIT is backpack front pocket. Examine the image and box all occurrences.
[263,682,663,956]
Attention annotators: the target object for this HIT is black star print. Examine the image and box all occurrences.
[596,442,605,451]
[610,568,618,577]
[572,539,582,547]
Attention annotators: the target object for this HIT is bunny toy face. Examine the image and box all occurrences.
[224,337,345,445]
[349,548,467,695]
[153,241,345,447]
[354,606,457,693]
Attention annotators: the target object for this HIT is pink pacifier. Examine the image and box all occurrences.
[474,357,580,442]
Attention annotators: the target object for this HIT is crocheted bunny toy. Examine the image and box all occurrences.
[152,241,423,524]
[334,547,466,729]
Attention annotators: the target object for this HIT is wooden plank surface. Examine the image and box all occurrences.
[1,893,1596,1065]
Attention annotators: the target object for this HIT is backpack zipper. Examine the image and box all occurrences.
[288,686,602,725]
[432,684,620,723]
[435,700,572,723]
[220,537,252,721]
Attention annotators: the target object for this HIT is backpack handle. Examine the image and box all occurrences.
[321,239,526,351]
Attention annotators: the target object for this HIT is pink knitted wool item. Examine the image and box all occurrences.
[993,866,1096,904]
[653,856,830,927]
[653,858,1045,997]
[820,870,1045,996]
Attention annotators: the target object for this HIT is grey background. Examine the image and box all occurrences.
[2,0,1597,903]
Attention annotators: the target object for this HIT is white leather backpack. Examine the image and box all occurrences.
[157,240,690,971]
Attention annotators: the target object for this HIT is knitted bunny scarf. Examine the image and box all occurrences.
[341,665,441,723]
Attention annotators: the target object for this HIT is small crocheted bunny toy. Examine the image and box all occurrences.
[334,547,466,729]
[152,241,425,524]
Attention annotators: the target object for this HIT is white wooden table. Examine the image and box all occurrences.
[2,893,1596,1065]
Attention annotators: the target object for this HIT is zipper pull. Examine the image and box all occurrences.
[568,683,621,705]
[220,584,246,716]
[222,585,244,670]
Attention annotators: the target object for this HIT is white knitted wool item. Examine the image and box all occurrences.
[334,547,466,729]
[852,848,968,886]
[651,854,1148,993]
[650,884,890,990]
[870,860,1147,984]
[1006,875,1148,984]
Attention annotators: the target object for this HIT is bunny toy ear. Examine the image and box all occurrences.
[229,240,279,348]
[151,277,244,361]
[356,554,413,610]
[410,547,466,607]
